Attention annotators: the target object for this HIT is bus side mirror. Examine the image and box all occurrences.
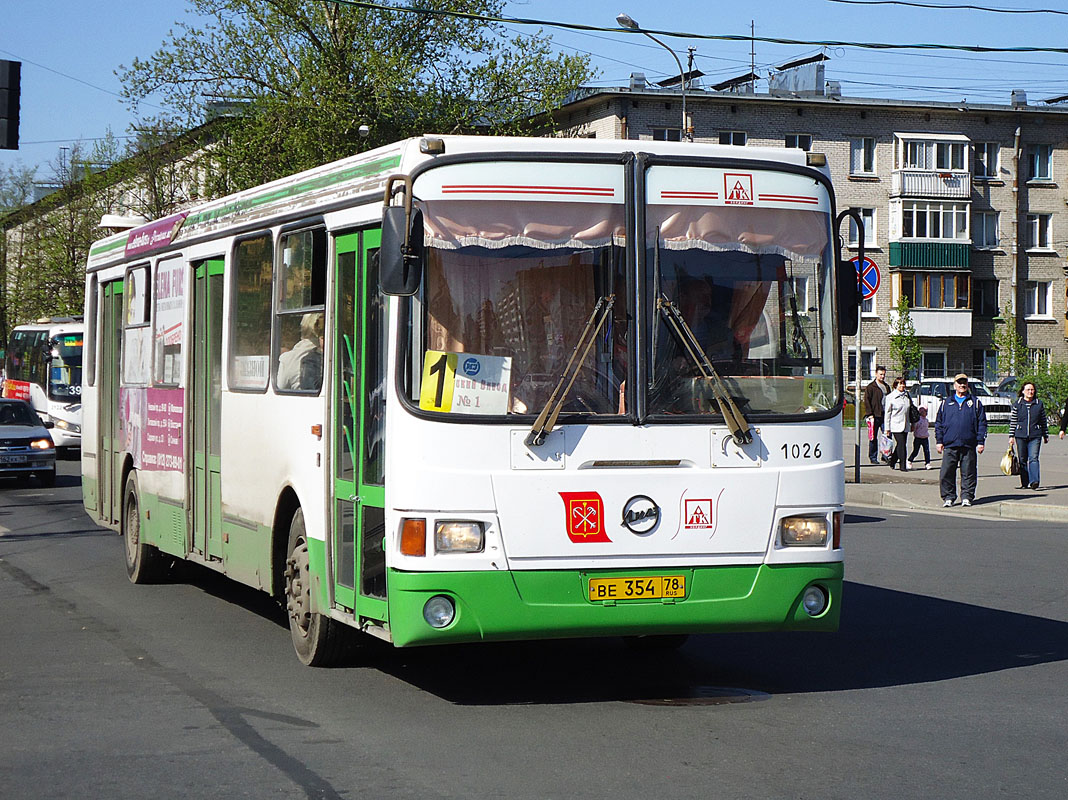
[380,205,423,297]
[837,259,859,337]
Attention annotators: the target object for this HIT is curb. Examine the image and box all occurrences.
[845,485,1068,522]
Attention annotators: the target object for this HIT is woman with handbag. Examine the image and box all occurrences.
[1010,381,1048,490]
[883,377,913,471]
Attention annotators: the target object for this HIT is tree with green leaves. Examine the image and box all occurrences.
[119,0,594,191]
[992,299,1027,379]
[888,295,922,380]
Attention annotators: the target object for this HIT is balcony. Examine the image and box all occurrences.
[889,242,970,268]
[889,308,972,338]
[891,170,971,199]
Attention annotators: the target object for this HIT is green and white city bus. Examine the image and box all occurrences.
[81,135,858,665]
[5,317,84,449]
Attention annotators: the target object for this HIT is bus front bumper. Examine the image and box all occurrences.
[384,562,842,648]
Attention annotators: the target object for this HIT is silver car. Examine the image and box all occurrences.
[0,398,57,486]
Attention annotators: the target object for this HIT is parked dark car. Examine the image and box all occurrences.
[995,376,1018,400]
[0,398,56,486]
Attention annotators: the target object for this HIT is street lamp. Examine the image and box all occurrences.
[616,12,689,141]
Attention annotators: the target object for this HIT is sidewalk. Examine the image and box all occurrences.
[843,431,1068,522]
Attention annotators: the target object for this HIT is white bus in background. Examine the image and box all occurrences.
[81,135,858,665]
[4,317,83,449]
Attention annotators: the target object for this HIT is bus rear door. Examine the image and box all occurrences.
[191,259,224,561]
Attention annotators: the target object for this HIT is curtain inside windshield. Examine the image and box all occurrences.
[413,200,627,416]
[646,204,836,417]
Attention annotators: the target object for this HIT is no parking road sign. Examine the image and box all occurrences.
[852,256,880,301]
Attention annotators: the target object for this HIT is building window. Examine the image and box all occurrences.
[901,272,970,310]
[1027,144,1052,181]
[719,130,746,146]
[974,142,999,178]
[900,138,967,171]
[922,351,947,380]
[1029,347,1052,370]
[972,349,998,384]
[973,211,999,248]
[971,279,999,316]
[785,133,812,151]
[848,208,877,247]
[1024,281,1052,317]
[935,142,966,171]
[850,137,876,175]
[653,128,682,142]
[903,140,930,169]
[788,275,810,314]
[847,348,876,385]
[1026,214,1052,250]
[900,201,969,240]
[861,295,875,315]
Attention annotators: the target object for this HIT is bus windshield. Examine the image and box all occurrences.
[406,162,840,421]
[646,166,838,418]
[49,333,83,401]
[413,200,628,416]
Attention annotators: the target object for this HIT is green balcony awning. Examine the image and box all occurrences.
[889,241,970,269]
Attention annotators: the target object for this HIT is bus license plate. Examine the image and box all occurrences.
[588,575,686,601]
[0,455,27,464]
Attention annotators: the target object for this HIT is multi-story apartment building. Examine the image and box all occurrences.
[551,76,1068,385]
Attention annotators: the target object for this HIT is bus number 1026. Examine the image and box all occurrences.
[781,442,822,460]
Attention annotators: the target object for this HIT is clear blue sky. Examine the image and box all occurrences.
[4,0,1068,178]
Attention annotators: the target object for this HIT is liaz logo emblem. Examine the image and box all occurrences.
[559,492,611,543]
[621,495,660,535]
[724,173,754,205]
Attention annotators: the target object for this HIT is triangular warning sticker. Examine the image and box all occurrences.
[728,181,751,201]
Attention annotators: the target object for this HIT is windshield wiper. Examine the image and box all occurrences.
[525,294,615,447]
[656,295,753,445]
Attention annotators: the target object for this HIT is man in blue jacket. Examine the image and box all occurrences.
[935,373,988,507]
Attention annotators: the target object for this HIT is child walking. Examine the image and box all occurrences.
[909,405,932,469]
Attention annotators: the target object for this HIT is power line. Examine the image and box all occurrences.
[0,48,167,112]
[328,0,1068,54]
[827,0,1068,15]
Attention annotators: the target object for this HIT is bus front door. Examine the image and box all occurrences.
[98,280,123,525]
[191,259,224,561]
[332,230,387,625]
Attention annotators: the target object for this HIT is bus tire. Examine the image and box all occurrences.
[122,471,168,584]
[284,508,348,666]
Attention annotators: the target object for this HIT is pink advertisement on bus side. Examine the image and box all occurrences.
[120,387,184,471]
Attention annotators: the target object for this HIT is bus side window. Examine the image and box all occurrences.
[123,265,152,386]
[229,234,273,392]
[153,257,185,386]
[86,276,98,386]
[274,228,326,394]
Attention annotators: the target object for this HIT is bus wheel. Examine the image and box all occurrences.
[284,509,347,666]
[122,471,168,584]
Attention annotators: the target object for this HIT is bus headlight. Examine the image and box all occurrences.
[54,419,80,433]
[30,438,55,451]
[435,521,484,553]
[780,515,828,546]
[423,596,456,628]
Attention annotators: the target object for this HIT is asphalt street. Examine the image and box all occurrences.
[1,459,1066,799]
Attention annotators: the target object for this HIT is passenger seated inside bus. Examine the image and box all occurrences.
[277,312,324,391]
